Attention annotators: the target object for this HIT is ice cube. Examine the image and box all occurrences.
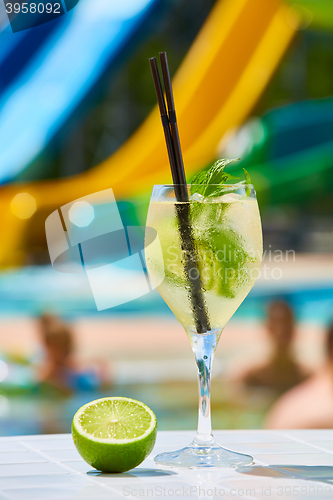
[190,192,205,202]
[215,193,242,203]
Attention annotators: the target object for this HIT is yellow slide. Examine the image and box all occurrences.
[0,0,299,266]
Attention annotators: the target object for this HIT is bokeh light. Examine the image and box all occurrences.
[68,201,95,227]
[10,193,37,219]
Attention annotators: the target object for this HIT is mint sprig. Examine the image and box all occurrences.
[164,159,255,301]
[190,158,252,198]
[190,159,239,197]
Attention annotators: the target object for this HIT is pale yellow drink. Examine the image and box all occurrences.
[145,185,262,332]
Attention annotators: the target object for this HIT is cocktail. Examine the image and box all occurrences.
[145,182,262,467]
[147,52,262,467]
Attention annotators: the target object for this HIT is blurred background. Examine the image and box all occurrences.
[0,0,333,435]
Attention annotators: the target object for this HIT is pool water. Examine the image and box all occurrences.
[0,381,274,437]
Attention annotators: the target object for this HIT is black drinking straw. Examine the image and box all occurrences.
[159,52,187,189]
[149,58,182,196]
[149,54,210,334]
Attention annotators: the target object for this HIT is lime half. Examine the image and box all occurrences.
[72,397,157,472]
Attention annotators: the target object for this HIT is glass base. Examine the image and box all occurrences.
[154,439,253,468]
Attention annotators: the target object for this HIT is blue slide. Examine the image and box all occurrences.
[0,0,160,183]
[0,15,63,95]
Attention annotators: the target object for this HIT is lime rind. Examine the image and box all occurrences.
[73,397,157,444]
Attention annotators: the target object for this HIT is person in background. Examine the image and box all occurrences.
[238,300,307,393]
[38,313,63,335]
[265,321,333,429]
[35,314,110,395]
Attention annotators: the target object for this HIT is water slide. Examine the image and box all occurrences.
[223,98,333,206]
[0,11,67,97]
[0,0,160,183]
[0,0,299,266]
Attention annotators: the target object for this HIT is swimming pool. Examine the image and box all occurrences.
[0,263,332,324]
[0,380,273,437]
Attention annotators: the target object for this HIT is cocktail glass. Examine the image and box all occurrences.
[145,184,262,467]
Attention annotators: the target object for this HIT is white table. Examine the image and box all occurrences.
[0,430,333,499]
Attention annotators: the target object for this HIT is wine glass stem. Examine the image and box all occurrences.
[191,332,219,445]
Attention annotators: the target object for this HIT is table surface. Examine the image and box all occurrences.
[0,430,333,499]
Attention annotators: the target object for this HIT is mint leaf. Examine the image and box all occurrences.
[243,168,251,196]
[190,158,239,197]
[243,168,251,184]
[192,202,254,299]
